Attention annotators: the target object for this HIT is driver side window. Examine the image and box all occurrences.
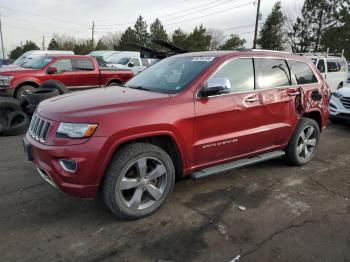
[51,59,72,73]
[210,58,254,93]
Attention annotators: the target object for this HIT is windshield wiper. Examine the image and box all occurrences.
[127,85,151,91]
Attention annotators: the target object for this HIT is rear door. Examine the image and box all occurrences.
[194,58,263,165]
[44,58,76,87]
[253,58,300,148]
[71,58,100,89]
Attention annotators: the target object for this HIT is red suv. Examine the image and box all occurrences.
[23,50,330,219]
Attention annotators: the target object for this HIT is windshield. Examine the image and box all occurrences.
[22,56,53,69]
[115,57,131,65]
[125,56,216,94]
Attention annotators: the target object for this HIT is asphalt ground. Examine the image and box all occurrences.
[0,122,349,262]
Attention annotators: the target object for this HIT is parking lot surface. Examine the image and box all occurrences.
[1,123,349,262]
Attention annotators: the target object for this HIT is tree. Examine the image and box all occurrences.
[9,46,23,59]
[117,27,138,50]
[207,29,225,50]
[257,1,285,50]
[150,18,168,41]
[185,24,211,51]
[134,15,150,47]
[219,34,246,50]
[47,38,59,50]
[8,40,40,59]
[73,40,93,55]
[95,39,108,50]
[101,32,122,50]
[172,28,188,49]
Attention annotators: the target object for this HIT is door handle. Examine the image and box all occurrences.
[245,96,259,103]
[288,91,301,97]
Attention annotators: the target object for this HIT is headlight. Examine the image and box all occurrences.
[57,123,98,138]
[332,91,343,99]
[0,75,13,86]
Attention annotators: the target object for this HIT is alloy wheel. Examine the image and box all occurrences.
[117,157,167,210]
[296,126,317,161]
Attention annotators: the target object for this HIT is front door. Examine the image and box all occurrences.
[193,58,262,165]
[45,58,76,87]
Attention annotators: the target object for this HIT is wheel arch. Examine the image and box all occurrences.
[106,78,123,86]
[14,81,40,98]
[97,132,185,187]
[302,110,322,131]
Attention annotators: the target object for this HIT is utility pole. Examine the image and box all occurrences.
[253,0,261,49]
[91,21,95,51]
[42,35,45,50]
[0,14,5,59]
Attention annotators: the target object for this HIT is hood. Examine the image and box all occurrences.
[0,66,38,75]
[37,86,171,121]
[338,84,350,97]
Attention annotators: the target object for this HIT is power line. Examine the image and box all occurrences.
[96,0,242,28]
[164,1,255,26]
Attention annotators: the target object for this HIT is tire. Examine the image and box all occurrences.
[15,85,37,101]
[107,81,121,86]
[285,117,320,166]
[0,111,29,136]
[103,143,175,220]
[329,117,342,125]
[40,80,69,94]
[0,93,12,98]
[25,88,60,105]
[0,98,22,131]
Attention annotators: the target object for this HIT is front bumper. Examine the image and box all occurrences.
[329,95,350,120]
[23,133,111,198]
[0,86,14,97]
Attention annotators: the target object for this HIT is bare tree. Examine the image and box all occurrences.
[100,32,122,50]
[207,29,225,50]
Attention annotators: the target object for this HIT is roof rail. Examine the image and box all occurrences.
[251,49,291,54]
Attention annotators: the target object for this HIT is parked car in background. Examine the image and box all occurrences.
[309,55,348,92]
[329,83,350,123]
[89,50,120,61]
[23,50,330,219]
[0,55,133,100]
[105,52,159,74]
[7,50,74,68]
[347,63,350,83]
[0,59,13,68]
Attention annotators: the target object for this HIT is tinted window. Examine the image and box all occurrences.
[210,58,254,93]
[22,57,53,69]
[255,59,290,89]
[288,61,318,84]
[72,59,94,71]
[317,59,325,73]
[327,61,341,72]
[52,59,72,73]
[131,58,140,66]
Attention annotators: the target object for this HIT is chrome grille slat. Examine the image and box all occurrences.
[341,97,350,109]
[28,114,51,143]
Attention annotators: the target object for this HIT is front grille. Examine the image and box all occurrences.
[341,96,350,109]
[28,114,51,143]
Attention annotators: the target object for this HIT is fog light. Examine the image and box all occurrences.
[59,159,77,173]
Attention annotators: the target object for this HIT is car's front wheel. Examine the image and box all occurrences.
[285,117,320,166]
[103,143,175,219]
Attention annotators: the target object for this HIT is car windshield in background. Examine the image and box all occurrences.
[115,57,131,65]
[22,57,53,69]
[124,56,216,94]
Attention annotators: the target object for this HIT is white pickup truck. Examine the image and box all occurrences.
[104,52,159,74]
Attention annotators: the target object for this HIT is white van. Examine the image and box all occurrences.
[10,50,74,67]
[310,56,348,92]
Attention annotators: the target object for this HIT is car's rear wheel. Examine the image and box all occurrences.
[285,117,320,166]
[103,143,175,219]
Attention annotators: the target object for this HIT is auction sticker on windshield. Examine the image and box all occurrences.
[191,57,215,62]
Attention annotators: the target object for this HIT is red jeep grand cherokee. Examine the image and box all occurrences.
[23,50,330,219]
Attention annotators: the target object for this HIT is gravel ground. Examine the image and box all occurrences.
[0,123,349,262]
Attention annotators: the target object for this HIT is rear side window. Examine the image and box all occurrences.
[211,58,254,93]
[327,61,341,72]
[255,59,290,89]
[288,61,318,84]
[141,58,150,66]
[72,59,94,71]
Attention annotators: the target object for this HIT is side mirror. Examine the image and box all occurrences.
[47,67,58,75]
[128,62,134,68]
[200,77,231,97]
